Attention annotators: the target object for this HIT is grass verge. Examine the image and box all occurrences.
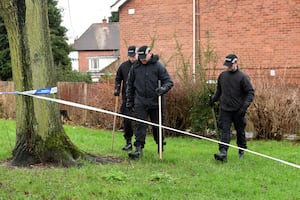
[0,119,299,199]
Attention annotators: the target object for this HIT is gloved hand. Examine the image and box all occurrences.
[155,86,167,96]
[209,97,214,107]
[126,101,134,111]
[238,106,247,116]
[114,88,120,96]
[114,84,120,96]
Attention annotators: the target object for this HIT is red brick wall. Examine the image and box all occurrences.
[199,0,300,83]
[118,0,300,84]
[78,50,117,72]
[119,0,193,76]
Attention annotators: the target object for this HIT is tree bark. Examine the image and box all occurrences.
[0,0,83,167]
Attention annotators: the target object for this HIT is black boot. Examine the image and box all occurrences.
[128,145,142,159]
[122,141,132,151]
[238,150,244,159]
[214,149,227,162]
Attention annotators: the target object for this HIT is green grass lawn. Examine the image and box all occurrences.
[0,119,299,199]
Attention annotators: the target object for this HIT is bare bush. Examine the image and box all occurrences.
[248,78,300,140]
[164,80,195,135]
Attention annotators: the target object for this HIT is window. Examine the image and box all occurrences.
[89,58,100,71]
[88,56,118,72]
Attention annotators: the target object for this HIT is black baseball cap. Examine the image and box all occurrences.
[128,46,136,57]
[137,45,151,59]
[224,54,238,67]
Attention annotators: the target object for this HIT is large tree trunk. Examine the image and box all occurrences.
[0,0,82,167]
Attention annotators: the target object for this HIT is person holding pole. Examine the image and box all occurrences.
[114,45,137,151]
[126,45,173,159]
[209,54,255,162]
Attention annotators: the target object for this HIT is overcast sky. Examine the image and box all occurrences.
[57,0,115,42]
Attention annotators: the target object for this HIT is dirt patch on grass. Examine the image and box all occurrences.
[0,154,125,169]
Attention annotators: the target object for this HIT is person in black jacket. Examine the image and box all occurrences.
[126,45,174,159]
[114,45,137,151]
[209,54,254,162]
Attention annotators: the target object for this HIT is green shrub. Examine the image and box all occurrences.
[57,69,92,83]
[171,31,219,135]
[190,83,217,134]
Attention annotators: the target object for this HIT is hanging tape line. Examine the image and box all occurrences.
[0,87,57,95]
[1,87,300,169]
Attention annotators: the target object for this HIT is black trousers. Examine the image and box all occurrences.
[120,99,133,142]
[218,109,247,152]
[133,104,165,148]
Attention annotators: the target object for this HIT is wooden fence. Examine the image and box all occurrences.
[0,81,121,129]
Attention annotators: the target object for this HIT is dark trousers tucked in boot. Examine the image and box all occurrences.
[122,140,132,151]
[214,149,227,162]
[128,145,142,159]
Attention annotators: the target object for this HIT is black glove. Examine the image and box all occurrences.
[155,86,167,96]
[238,106,247,117]
[114,88,120,96]
[209,97,214,107]
[114,85,120,96]
[126,101,134,110]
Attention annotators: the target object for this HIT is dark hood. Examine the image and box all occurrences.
[149,54,159,63]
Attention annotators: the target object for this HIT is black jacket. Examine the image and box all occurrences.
[115,59,135,100]
[212,68,254,112]
[126,55,173,108]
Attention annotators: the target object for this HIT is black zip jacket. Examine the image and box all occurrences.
[212,68,254,111]
[126,55,173,108]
